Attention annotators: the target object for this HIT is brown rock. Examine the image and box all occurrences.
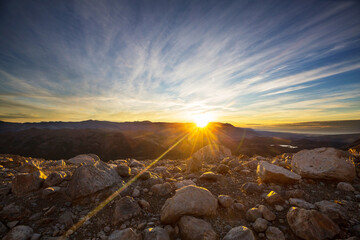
[108,228,141,240]
[178,216,217,240]
[218,195,234,208]
[314,200,346,222]
[216,164,230,174]
[258,205,276,221]
[2,225,33,240]
[199,172,220,181]
[292,148,356,182]
[266,226,285,240]
[144,227,170,240]
[67,154,97,165]
[246,208,262,222]
[337,182,355,192]
[12,170,47,196]
[113,196,141,225]
[151,182,172,196]
[160,185,217,224]
[257,161,301,184]
[43,171,67,187]
[186,157,202,172]
[223,226,255,240]
[287,207,340,240]
[253,218,269,232]
[115,164,131,177]
[265,191,284,205]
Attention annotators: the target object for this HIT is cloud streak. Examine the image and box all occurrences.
[0,0,359,125]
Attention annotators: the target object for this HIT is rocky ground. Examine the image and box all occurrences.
[0,145,360,240]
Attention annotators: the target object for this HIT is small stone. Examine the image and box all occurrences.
[265,191,284,205]
[132,188,140,197]
[253,218,269,232]
[266,226,285,240]
[144,227,170,240]
[108,228,141,240]
[258,205,276,221]
[234,203,245,211]
[151,182,172,196]
[199,172,220,181]
[275,205,284,211]
[223,226,256,240]
[104,226,111,233]
[178,216,217,240]
[217,164,230,174]
[138,199,151,210]
[289,198,315,209]
[218,195,234,208]
[241,182,262,194]
[30,233,41,240]
[337,182,355,192]
[3,225,33,240]
[116,164,131,177]
[246,208,262,222]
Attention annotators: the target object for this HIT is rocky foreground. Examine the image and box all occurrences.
[0,146,360,240]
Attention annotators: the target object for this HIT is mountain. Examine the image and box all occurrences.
[0,120,359,160]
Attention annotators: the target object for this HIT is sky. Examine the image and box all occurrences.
[0,0,360,129]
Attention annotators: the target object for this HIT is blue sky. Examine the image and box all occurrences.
[0,0,360,127]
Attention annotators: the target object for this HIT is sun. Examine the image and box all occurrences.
[193,113,214,128]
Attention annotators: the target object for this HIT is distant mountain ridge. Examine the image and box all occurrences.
[1,120,359,161]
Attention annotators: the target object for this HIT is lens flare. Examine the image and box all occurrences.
[193,113,214,128]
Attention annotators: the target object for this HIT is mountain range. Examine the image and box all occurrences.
[1,120,359,161]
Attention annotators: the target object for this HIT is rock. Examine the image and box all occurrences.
[59,211,73,228]
[139,171,152,180]
[266,226,285,240]
[218,195,234,208]
[228,159,241,168]
[108,228,141,240]
[216,164,230,174]
[186,157,202,172]
[43,171,67,187]
[192,144,232,163]
[337,182,355,192]
[241,182,262,194]
[285,189,305,199]
[234,202,245,211]
[253,218,269,232]
[66,161,121,199]
[289,198,315,209]
[287,207,340,240]
[138,199,151,210]
[3,225,33,240]
[314,200,346,222]
[265,191,284,205]
[160,185,217,224]
[151,182,172,196]
[257,161,301,184]
[7,221,18,229]
[291,148,356,182]
[30,233,41,240]
[144,227,170,240]
[178,216,217,240]
[0,203,29,221]
[199,172,219,181]
[0,221,7,236]
[246,208,262,222]
[12,171,47,196]
[67,154,97,165]
[223,226,256,240]
[132,188,140,197]
[129,159,145,168]
[113,196,141,225]
[243,160,258,170]
[116,164,131,177]
[258,205,276,221]
[17,160,39,173]
[174,180,196,189]
[350,224,360,237]
[42,187,61,197]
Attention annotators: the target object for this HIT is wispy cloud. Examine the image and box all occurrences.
[0,0,359,124]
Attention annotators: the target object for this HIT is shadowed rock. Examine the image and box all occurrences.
[178,216,217,240]
[12,170,47,196]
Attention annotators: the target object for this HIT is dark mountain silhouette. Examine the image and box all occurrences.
[0,120,359,160]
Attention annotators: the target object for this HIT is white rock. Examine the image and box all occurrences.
[292,148,356,182]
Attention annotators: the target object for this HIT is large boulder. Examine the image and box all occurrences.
[66,161,121,199]
[257,161,301,184]
[178,216,217,240]
[314,200,347,222]
[67,154,98,165]
[223,226,255,240]
[192,144,232,163]
[160,185,218,224]
[12,170,47,196]
[291,148,356,182]
[287,207,340,240]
